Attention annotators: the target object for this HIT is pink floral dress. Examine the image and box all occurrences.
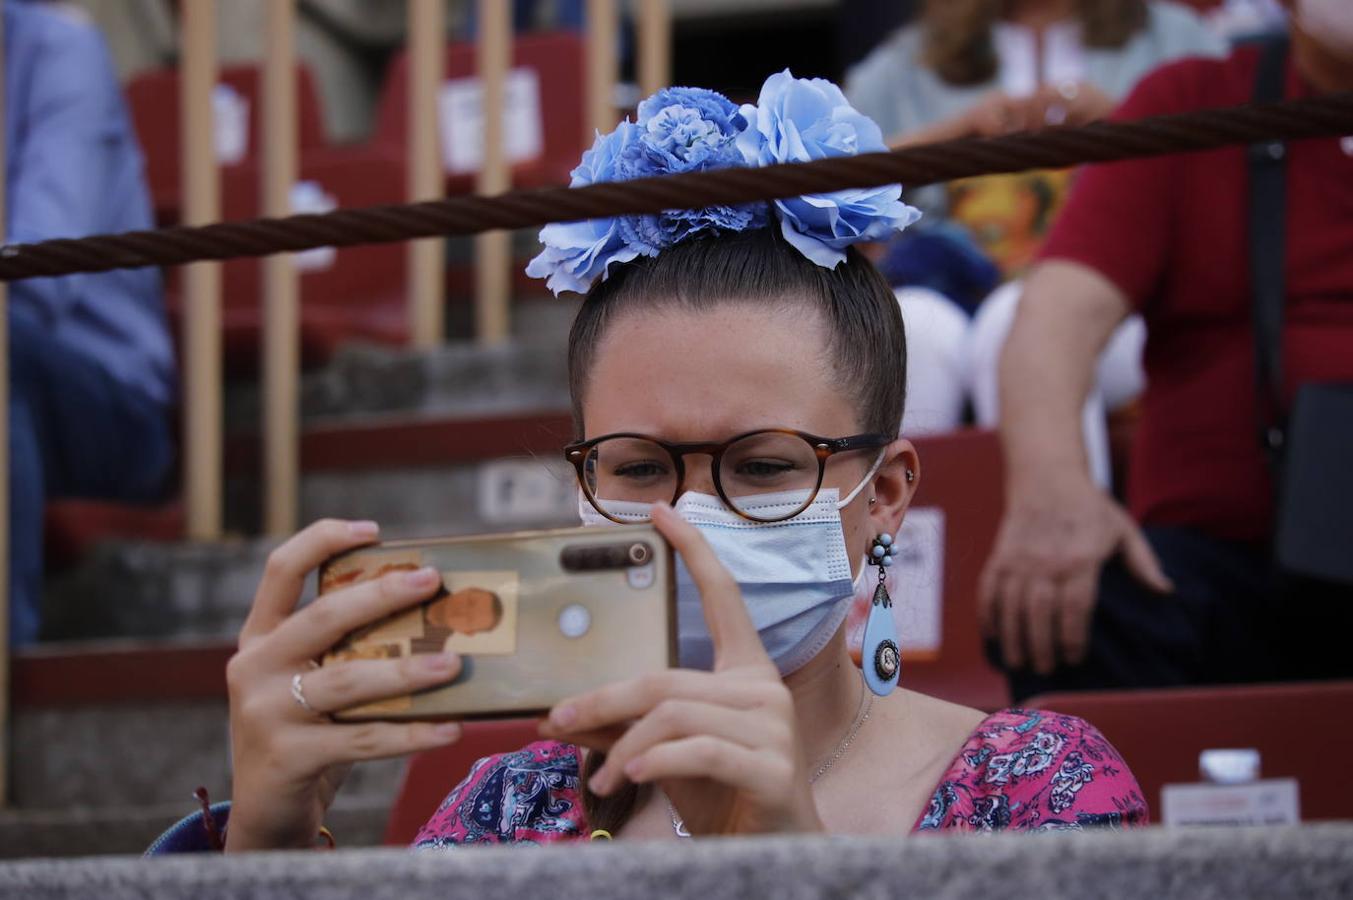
[413,708,1149,846]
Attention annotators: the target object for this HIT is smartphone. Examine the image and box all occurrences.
[316,524,675,721]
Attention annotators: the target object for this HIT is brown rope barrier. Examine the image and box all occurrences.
[2,93,1351,283]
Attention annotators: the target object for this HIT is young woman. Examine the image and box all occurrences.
[204,74,1147,852]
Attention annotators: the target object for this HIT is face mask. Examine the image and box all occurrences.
[1295,0,1353,55]
[578,487,865,676]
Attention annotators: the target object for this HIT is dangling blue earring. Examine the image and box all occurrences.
[862,531,901,697]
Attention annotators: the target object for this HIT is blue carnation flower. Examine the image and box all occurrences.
[616,86,765,256]
[527,87,765,295]
[527,75,919,295]
[738,70,920,268]
[525,121,643,296]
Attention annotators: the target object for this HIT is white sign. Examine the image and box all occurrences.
[478,458,577,525]
[891,507,945,654]
[212,83,250,165]
[439,68,544,175]
[1161,779,1301,827]
[289,181,338,272]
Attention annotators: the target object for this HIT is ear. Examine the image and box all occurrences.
[868,438,920,539]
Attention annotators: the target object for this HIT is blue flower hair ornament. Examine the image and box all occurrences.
[526,71,921,296]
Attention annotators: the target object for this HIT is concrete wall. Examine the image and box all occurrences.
[2,825,1351,899]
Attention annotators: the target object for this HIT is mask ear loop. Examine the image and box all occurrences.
[835,449,887,509]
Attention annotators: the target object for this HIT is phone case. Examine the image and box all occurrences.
[317,524,676,720]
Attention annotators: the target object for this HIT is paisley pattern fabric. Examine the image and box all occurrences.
[915,709,1148,833]
[415,741,586,847]
[413,708,1147,846]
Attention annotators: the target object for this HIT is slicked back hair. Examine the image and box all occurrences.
[567,226,907,441]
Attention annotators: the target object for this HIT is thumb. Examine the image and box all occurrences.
[1119,518,1173,594]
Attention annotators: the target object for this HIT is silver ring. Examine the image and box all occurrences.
[290,671,319,715]
[1056,80,1079,102]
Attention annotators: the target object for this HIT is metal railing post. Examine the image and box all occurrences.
[637,0,672,99]
[407,0,446,348]
[586,0,619,135]
[181,0,223,540]
[0,0,10,809]
[261,0,300,537]
[474,0,511,345]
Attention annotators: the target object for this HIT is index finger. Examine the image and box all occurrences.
[649,503,766,670]
[240,518,381,646]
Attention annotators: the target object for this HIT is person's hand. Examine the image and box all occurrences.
[1029,80,1116,128]
[224,519,465,852]
[538,503,823,837]
[963,90,1039,137]
[978,477,1173,675]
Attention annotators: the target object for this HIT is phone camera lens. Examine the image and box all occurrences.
[628,542,652,566]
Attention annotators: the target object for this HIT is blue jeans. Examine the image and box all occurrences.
[8,305,174,645]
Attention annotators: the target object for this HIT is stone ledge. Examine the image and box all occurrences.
[0,795,393,861]
[2,824,1351,899]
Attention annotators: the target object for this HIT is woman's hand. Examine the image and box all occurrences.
[1029,81,1115,128]
[224,519,465,852]
[539,504,824,837]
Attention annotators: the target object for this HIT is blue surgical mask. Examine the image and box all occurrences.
[578,486,870,676]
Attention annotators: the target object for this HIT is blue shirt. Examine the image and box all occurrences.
[4,1,175,408]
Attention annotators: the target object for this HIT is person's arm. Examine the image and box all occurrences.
[887,84,1113,150]
[1000,260,1126,496]
[974,56,1211,675]
[978,261,1172,675]
[6,13,153,319]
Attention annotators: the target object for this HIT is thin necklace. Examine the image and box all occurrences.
[666,681,875,838]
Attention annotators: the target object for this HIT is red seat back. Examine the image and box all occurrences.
[1024,681,1353,821]
[383,718,541,845]
[896,429,1010,711]
[126,63,328,223]
[164,150,409,373]
[371,31,587,192]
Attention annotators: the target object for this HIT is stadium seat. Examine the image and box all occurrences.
[1024,681,1353,822]
[163,149,409,374]
[126,63,328,224]
[896,429,1011,711]
[370,31,588,196]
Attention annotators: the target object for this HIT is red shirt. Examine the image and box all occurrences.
[1040,46,1353,544]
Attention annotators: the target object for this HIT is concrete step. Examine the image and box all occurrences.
[223,296,576,432]
[10,693,404,814]
[42,409,581,642]
[6,639,408,858]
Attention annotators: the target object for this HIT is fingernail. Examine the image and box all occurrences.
[622,758,643,778]
[421,652,457,675]
[433,723,461,740]
[588,771,610,794]
[403,567,440,589]
[349,520,380,538]
[550,704,577,729]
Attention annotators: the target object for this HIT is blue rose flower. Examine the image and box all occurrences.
[524,121,643,296]
[615,86,765,257]
[738,70,920,268]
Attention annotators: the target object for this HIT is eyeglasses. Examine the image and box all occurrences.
[565,428,892,524]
